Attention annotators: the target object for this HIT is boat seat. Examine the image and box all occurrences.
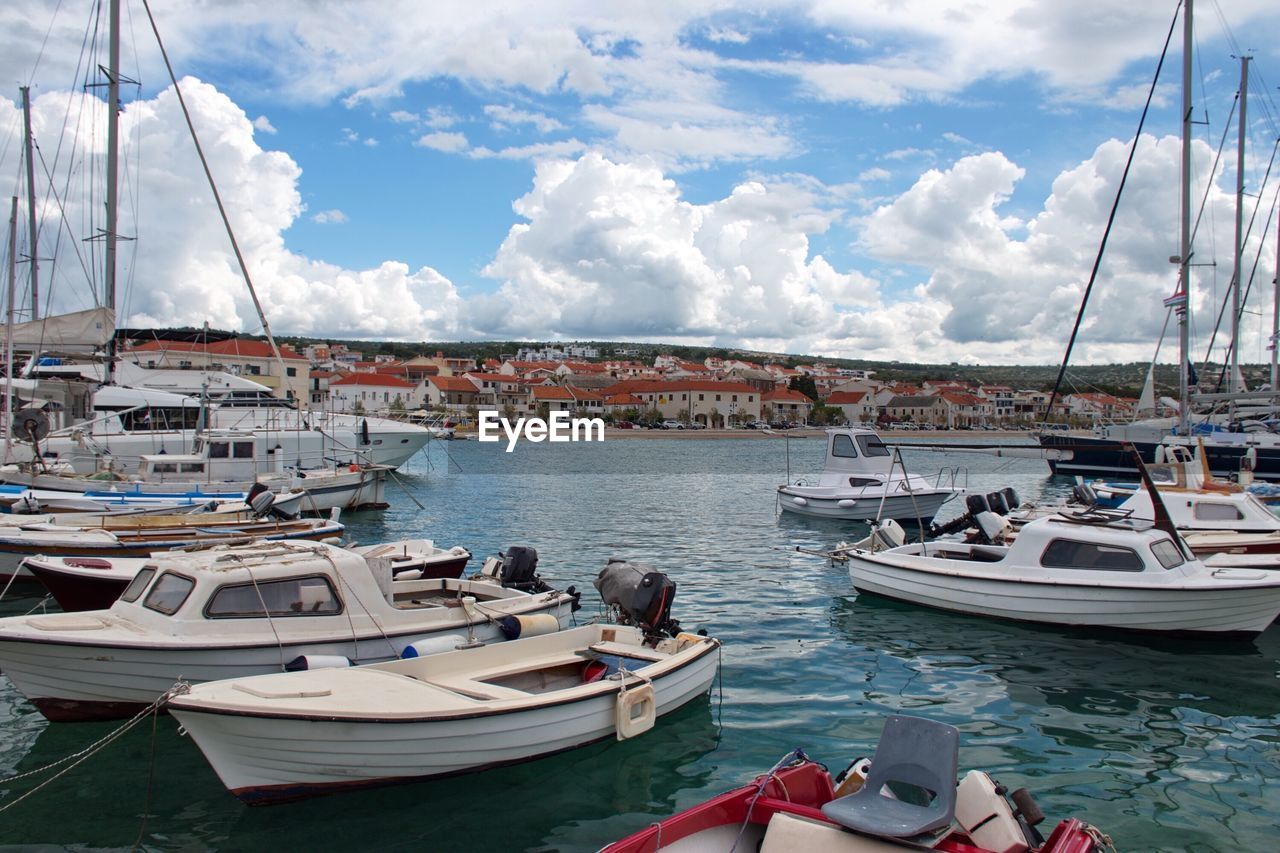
[587,641,667,663]
[421,676,530,701]
[761,813,918,853]
[821,715,959,840]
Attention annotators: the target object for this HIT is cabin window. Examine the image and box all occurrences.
[180,463,205,474]
[832,435,858,457]
[152,462,178,473]
[143,572,196,615]
[848,477,878,487]
[120,567,157,603]
[1040,539,1144,572]
[205,575,342,618]
[233,442,254,459]
[209,443,230,459]
[857,434,891,457]
[1151,539,1185,569]
[1192,502,1244,522]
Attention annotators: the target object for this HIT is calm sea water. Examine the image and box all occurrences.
[0,436,1276,852]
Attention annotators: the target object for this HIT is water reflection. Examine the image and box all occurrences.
[828,594,1280,850]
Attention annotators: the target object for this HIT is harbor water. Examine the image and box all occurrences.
[1,436,1276,851]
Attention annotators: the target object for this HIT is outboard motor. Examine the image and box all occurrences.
[973,511,1011,545]
[985,491,1009,515]
[496,545,550,593]
[593,558,679,638]
[999,487,1020,511]
[247,482,275,518]
[1071,482,1098,507]
[12,492,41,514]
[965,494,990,516]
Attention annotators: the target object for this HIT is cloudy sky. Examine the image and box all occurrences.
[1,0,1279,367]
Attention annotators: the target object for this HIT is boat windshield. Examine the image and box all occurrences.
[120,566,157,603]
[1151,539,1185,569]
[832,435,858,457]
[143,572,196,614]
[857,435,890,457]
[1040,539,1144,572]
[204,575,342,618]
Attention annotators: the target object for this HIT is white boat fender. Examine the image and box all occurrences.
[792,497,808,507]
[394,568,425,581]
[615,682,656,740]
[837,499,857,508]
[400,634,470,659]
[284,654,353,672]
[496,613,560,640]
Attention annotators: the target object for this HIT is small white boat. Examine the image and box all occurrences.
[845,512,1280,636]
[778,428,962,523]
[0,504,343,581]
[0,541,578,721]
[167,623,720,804]
[0,430,389,514]
[20,538,472,612]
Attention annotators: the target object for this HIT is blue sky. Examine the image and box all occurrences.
[2,0,1279,367]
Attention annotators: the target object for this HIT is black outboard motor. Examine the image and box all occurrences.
[246,482,297,520]
[986,490,1009,515]
[1000,487,1020,511]
[593,558,680,638]
[497,545,550,592]
[1072,482,1099,507]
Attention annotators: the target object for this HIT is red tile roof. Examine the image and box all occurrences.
[427,376,480,392]
[532,385,574,400]
[607,379,758,395]
[331,373,416,388]
[763,388,812,403]
[826,391,868,404]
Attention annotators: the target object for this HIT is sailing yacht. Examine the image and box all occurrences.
[1,2,431,473]
[1037,0,1280,482]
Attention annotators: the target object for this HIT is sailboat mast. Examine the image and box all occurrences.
[103,0,121,384]
[20,87,39,321]
[1176,0,1193,436]
[1272,196,1280,390]
[5,197,17,464]
[1230,55,1250,397]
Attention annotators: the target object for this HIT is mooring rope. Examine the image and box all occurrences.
[0,681,190,816]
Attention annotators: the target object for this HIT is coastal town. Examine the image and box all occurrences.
[122,337,1142,430]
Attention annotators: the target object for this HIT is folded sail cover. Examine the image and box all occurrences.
[5,307,116,352]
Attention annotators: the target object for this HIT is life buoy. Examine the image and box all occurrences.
[615,682,656,740]
[349,463,360,472]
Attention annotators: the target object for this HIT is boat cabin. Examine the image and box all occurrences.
[814,429,897,487]
[93,541,520,640]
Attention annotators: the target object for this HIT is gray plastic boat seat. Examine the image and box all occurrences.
[821,715,960,839]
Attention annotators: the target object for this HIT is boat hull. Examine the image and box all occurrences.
[0,523,341,581]
[168,640,720,803]
[0,597,572,722]
[1038,432,1280,481]
[778,488,954,523]
[846,555,1280,636]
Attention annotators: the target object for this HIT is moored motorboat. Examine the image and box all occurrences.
[0,541,576,721]
[167,621,719,804]
[0,503,343,583]
[845,511,1280,636]
[20,538,472,612]
[777,429,962,523]
[601,715,1109,853]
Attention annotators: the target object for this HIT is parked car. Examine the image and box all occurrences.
[614,420,635,429]
[661,420,685,430]
[687,422,707,430]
